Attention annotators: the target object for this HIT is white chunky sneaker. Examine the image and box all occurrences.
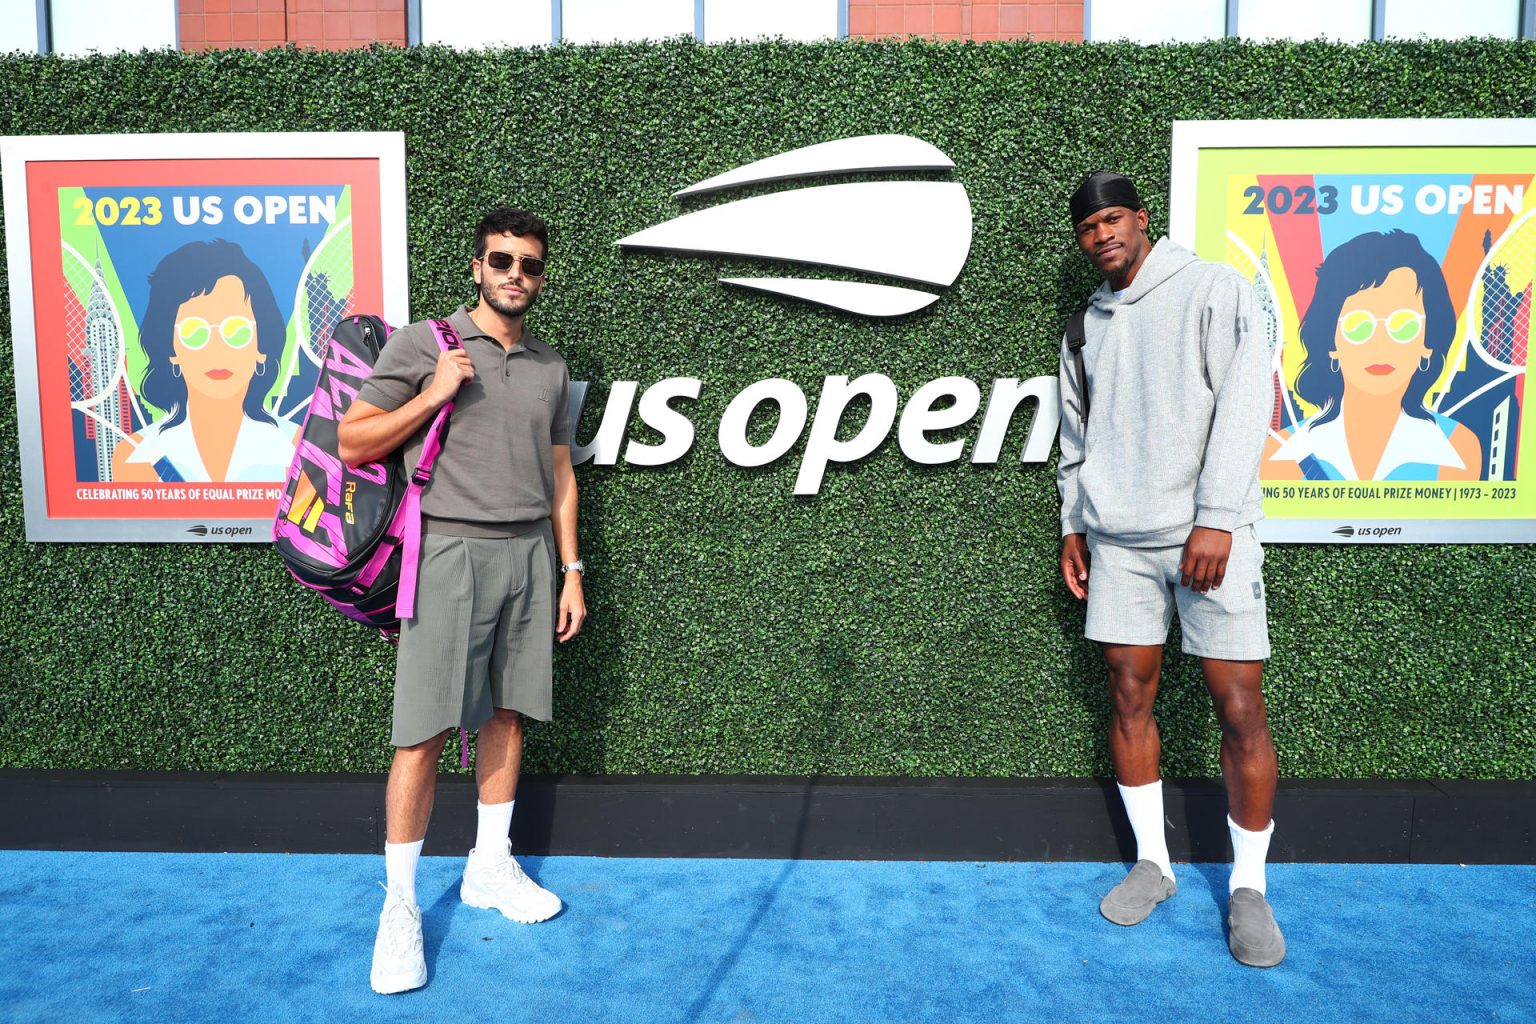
[460,840,562,923]
[370,884,427,994]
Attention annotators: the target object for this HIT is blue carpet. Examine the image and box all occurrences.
[0,852,1531,1023]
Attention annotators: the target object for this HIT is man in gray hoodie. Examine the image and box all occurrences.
[1057,171,1285,968]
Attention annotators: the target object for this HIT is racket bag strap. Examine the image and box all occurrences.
[392,399,454,620]
[348,481,423,608]
[392,476,428,621]
[395,318,466,621]
[347,401,452,617]
[429,318,463,353]
[1065,304,1090,428]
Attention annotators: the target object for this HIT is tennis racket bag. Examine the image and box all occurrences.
[273,315,461,636]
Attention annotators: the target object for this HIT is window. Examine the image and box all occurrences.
[1382,0,1521,39]
[703,0,839,43]
[50,0,175,56]
[1088,0,1226,42]
[1,3,41,54]
[1237,0,1372,42]
[561,0,694,43]
[421,0,553,48]
[1095,0,1531,44]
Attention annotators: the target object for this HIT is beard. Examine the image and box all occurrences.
[1091,236,1147,282]
[480,277,538,319]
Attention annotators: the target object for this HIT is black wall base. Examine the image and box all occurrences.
[1,772,1530,864]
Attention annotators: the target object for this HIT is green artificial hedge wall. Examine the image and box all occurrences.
[1,39,1533,780]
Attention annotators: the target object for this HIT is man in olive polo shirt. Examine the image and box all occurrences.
[338,206,586,995]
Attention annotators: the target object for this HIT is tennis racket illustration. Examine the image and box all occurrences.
[1225,229,1297,437]
[274,216,356,418]
[61,240,147,479]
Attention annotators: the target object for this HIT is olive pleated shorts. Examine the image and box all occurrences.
[391,523,556,747]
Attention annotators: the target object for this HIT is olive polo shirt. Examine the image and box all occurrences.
[356,305,572,527]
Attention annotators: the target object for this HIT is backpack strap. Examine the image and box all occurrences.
[1065,304,1091,428]
[393,318,463,621]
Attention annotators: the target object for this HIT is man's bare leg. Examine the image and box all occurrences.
[1203,656,1279,896]
[371,729,449,995]
[1201,658,1277,831]
[1099,643,1178,925]
[381,729,449,905]
[461,708,561,922]
[1105,644,1164,785]
[370,733,445,994]
[1203,656,1285,968]
[386,729,450,845]
[468,708,523,856]
[475,708,523,805]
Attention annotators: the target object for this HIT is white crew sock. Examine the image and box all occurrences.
[1117,780,1174,881]
[473,800,514,858]
[384,839,424,904]
[1228,815,1275,895]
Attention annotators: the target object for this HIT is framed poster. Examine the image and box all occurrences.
[1171,119,1536,543]
[1,132,407,542]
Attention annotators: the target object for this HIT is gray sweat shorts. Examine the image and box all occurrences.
[1084,525,1271,661]
[391,522,556,747]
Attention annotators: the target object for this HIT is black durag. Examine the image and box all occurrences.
[1069,171,1144,226]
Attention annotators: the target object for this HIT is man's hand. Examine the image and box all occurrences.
[556,575,586,642]
[1180,526,1232,593]
[1061,533,1090,600]
[424,348,475,407]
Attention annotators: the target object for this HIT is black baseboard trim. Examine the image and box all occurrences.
[1,772,1530,863]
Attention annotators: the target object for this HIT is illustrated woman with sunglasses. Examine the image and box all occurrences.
[1263,229,1482,481]
[111,239,297,483]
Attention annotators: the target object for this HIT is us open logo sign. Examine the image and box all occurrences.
[617,134,974,317]
[586,138,1053,493]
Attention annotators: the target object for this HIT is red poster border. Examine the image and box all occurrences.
[23,158,384,521]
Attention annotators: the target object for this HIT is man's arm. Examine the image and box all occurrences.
[1057,330,1091,598]
[1057,332,1089,538]
[1183,273,1269,592]
[551,443,586,642]
[337,347,474,467]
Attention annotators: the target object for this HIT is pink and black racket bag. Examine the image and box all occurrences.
[273,315,460,637]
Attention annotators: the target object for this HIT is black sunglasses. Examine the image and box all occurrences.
[483,250,546,277]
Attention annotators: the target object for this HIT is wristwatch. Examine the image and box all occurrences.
[560,559,585,576]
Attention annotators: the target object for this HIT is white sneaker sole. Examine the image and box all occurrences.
[370,963,427,995]
[460,880,561,924]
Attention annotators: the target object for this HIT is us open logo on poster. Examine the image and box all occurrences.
[1171,118,1536,544]
[1,132,408,542]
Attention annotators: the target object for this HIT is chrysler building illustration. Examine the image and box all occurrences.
[1253,238,1284,431]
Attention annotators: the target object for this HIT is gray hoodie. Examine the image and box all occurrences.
[1057,237,1269,547]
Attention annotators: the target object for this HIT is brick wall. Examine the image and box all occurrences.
[175,0,1082,52]
[179,0,407,52]
[848,0,1084,42]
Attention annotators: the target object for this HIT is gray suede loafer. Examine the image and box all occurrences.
[1099,859,1177,926]
[1228,887,1286,967]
